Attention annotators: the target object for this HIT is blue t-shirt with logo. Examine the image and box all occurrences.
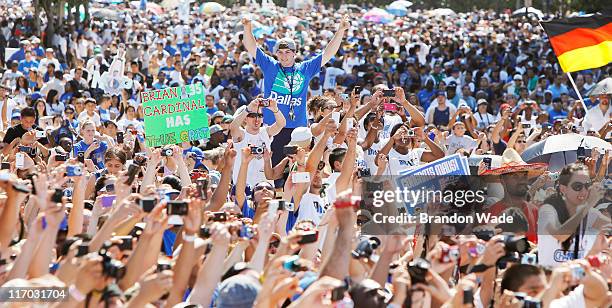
[73,140,108,169]
[255,48,322,128]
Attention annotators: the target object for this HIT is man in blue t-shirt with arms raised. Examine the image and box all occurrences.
[241,16,350,175]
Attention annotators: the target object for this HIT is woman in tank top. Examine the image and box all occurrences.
[537,163,609,266]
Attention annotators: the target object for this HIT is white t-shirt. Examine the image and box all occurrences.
[116,118,143,132]
[537,204,599,267]
[549,284,585,308]
[323,67,345,90]
[232,127,272,188]
[0,98,17,131]
[582,106,612,139]
[445,134,477,155]
[77,111,102,127]
[297,192,327,225]
[343,56,361,73]
[324,172,341,205]
[363,139,383,175]
[380,114,403,140]
[385,146,425,175]
[474,112,498,129]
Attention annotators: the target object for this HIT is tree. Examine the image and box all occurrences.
[38,0,89,48]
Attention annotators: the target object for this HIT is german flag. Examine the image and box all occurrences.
[541,15,612,73]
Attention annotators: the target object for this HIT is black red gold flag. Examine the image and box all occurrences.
[540,15,612,73]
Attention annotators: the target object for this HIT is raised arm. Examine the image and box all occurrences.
[335,129,357,193]
[319,192,356,279]
[235,148,254,209]
[305,122,336,173]
[170,145,192,187]
[241,18,258,59]
[266,98,286,137]
[188,223,231,306]
[321,16,350,67]
[395,88,425,127]
[67,174,88,237]
[417,127,446,162]
[263,147,290,181]
[506,125,524,151]
[140,149,162,192]
[206,144,236,212]
[230,99,258,143]
[166,199,201,307]
[355,93,380,121]
[491,108,510,144]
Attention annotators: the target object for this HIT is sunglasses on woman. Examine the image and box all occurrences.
[570,181,592,192]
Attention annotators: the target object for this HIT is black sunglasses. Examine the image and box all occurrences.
[247,113,263,119]
[254,184,273,192]
[269,240,280,249]
[570,181,592,192]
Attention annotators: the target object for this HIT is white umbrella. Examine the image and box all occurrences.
[541,133,611,154]
[161,0,180,9]
[512,7,543,19]
[522,133,612,171]
[429,8,456,16]
[387,3,408,16]
[390,0,413,8]
[200,2,225,14]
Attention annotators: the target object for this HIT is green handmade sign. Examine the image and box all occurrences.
[141,83,210,147]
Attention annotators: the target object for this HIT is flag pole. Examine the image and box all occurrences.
[566,72,588,111]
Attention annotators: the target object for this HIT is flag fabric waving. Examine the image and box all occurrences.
[540,15,612,73]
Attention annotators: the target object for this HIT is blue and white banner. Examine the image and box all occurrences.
[399,154,471,176]
[395,154,471,213]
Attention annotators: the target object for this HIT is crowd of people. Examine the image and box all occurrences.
[0,1,610,307]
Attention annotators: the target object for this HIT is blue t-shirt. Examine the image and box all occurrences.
[177,42,193,59]
[255,48,322,128]
[18,60,39,73]
[183,146,204,168]
[548,108,568,123]
[73,140,108,169]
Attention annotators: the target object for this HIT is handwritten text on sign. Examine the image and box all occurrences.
[141,83,210,147]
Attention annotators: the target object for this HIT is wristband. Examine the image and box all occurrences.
[183,232,196,242]
[271,108,280,113]
[69,284,86,302]
[334,196,361,209]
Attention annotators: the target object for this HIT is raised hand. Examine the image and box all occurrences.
[339,15,350,32]
[242,17,253,31]
[184,199,203,235]
[241,146,255,163]
[394,87,406,102]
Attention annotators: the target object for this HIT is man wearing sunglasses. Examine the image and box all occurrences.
[230,98,285,188]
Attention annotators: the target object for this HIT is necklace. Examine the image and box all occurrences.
[279,64,296,120]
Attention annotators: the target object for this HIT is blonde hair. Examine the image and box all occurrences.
[79,119,96,135]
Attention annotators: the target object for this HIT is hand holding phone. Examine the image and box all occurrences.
[331,112,341,124]
[382,89,395,97]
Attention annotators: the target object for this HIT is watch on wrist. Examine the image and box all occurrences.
[183,232,196,242]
